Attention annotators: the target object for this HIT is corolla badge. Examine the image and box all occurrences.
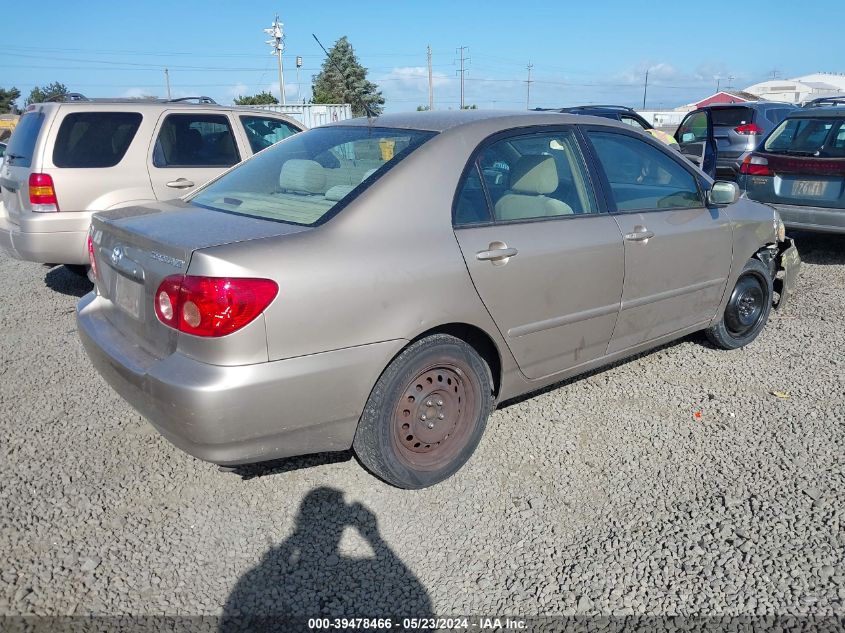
[110,245,124,265]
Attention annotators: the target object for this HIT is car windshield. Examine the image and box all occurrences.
[764,117,845,157]
[189,126,436,226]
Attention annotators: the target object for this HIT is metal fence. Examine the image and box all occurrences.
[246,104,353,129]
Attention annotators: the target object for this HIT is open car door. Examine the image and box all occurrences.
[675,109,716,178]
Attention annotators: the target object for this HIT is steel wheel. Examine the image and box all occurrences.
[392,362,479,472]
[724,272,766,337]
[353,334,493,489]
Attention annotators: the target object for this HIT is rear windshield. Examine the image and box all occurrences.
[5,110,45,168]
[764,117,845,157]
[53,112,143,168]
[189,126,437,226]
[711,107,754,127]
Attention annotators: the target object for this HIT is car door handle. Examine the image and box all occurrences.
[623,227,655,242]
[476,243,518,265]
[166,178,195,189]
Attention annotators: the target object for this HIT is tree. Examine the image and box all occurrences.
[26,82,69,105]
[234,91,279,106]
[312,36,384,117]
[0,87,21,113]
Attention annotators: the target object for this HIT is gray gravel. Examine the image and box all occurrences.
[0,232,843,620]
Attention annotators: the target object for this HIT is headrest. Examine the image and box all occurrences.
[324,185,355,201]
[510,155,558,194]
[279,159,326,194]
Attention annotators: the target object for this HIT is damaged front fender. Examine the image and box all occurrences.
[770,237,801,310]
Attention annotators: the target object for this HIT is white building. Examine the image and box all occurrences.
[744,73,845,104]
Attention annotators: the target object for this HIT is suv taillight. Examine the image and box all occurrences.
[87,234,98,280]
[154,275,278,338]
[29,173,59,212]
[734,123,764,135]
[739,154,772,176]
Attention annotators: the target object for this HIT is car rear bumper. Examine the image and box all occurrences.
[771,203,845,235]
[77,292,402,465]
[0,208,92,264]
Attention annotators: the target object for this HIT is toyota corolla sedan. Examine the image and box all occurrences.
[77,110,800,489]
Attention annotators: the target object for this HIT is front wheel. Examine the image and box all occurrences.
[706,257,773,350]
[353,334,494,489]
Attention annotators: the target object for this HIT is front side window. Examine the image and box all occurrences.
[677,112,708,143]
[189,126,436,226]
[454,129,597,225]
[153,114,240,168]
[588,131,702,211]
[53,112,142,168]
[240,116,300,153]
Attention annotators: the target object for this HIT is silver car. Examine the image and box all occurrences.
[0,98,302,274]
[77,111,800,489]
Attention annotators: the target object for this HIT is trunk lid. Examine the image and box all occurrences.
[711,106,757,157]
[90,200,309,358]
[742,153,845,209]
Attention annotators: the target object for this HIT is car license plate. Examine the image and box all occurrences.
[114,274,143,319]
[792,180,828,197]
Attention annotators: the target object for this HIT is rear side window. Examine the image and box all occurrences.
[588,131,702,212]
[153,114,240,168]
[53,112,142,168]
[710,107,754,127]
[240,116,300,153]
[5,110,45,168]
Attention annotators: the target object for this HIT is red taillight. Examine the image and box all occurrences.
[734,123,764,135]
[28,173,59,212]
[154,275,278,338]
[87,234,98,280]
[739,154,772,176]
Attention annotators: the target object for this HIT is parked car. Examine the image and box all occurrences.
[737,105,845,234]
[0,141,6,169]
[536,105,678,148]
[675,102,796,179]
[77,111,800,489]
[0,97,303,275]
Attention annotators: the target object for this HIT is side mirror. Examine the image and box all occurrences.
[708,181,739,206]
[681,132,695,143]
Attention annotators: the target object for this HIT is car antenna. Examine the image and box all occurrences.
[312,33,377,120]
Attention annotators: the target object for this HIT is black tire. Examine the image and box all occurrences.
[706,257,773,350]
[353,334,494,489]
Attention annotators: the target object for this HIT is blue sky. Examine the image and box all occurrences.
[3,0,844,112]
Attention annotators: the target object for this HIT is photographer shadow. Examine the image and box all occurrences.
[220,487,434,632]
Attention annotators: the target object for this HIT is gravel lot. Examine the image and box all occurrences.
[0,232,843,623]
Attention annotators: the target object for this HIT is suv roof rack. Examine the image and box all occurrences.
[166,96,218,104]
[534,104,637,113]
[803,96,845,108]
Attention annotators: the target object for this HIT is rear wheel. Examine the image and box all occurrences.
[706,257,772,350]
[353,334,493,489]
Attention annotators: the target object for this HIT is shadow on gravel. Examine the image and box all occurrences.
[219,487,434,632]
[231,451,353,481]
[789,231,845,266]
[44,265,93,298]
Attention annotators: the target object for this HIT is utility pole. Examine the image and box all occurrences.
[164,68,171,100]
[770,69,781,80]
[716,76,721,93]
[525,62,534,110]
[296,55,303,103]
[427,45,434,111]
[264,15,286,105]
[456,46,469,109]
[642,68,649,110]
